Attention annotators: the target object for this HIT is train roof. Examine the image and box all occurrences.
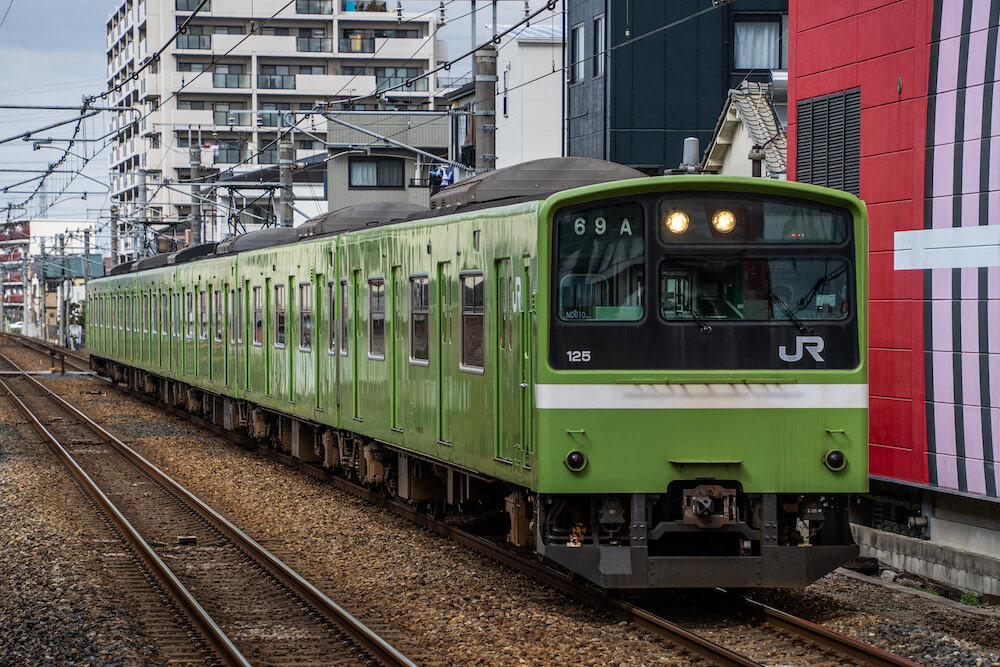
[215,228,299,256]
[429,157,647,209]
[297,202,428,239]
[168,242,217,265]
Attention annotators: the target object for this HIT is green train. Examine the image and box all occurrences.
[87,158,868,588]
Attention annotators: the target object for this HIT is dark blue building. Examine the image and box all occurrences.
[566,0,788,173]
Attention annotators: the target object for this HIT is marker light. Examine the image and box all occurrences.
[824,449,847,472]
[565,450,588,472]
[665,210,690,234]
[712,209,737,234]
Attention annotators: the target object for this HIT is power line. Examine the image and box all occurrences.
[0,0,14,30]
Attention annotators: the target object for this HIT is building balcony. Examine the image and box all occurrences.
[297,37,332,52]
[341,0,389,12]
[339,37,374,53]
[295,73,376,96]
[297,0,333,14]
[214,72,252,88]
[177,33,211,50]
[376,75,428,93]
[214,147,249,164]
[371,36,430,60]
[258,74,296,89]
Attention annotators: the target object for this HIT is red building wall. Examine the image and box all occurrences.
[788,0,935,487]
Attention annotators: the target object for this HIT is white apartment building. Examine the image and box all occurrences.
[106,0,444,259]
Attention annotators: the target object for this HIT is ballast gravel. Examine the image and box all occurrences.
[5,368,1000,665]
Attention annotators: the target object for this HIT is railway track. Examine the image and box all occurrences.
[0,347,415,667]
[7,336,922,666]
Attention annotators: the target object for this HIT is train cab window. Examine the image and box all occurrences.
[555,202,645,321]
[410,276,429,363]
[253,286,263,346]
[339,280,349,355]
[186,291,195,339]
[199,290,208,340]
[214,289,223,342]
[299,283,312,351]
[369,278,385,359]
[274,283,286,348]
[460,273,484,370]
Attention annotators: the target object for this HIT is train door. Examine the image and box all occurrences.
[390,265,404,431]
[436,261,452,444]
[494,259,523,465]
[519,256,534,463]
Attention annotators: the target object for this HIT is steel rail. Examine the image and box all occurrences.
[0,358,250,667]
[0,348,415,667]
[741,596,922,667]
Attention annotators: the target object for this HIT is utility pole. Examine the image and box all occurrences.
[110,205,119,266]
[137,169,147,258]
[190,128,202,245]
[57,234,66,347]
[278,132,294,227]
[474,45,498,173]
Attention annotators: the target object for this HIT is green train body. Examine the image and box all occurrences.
[88,171,868,588]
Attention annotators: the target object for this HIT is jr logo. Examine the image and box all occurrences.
[778,335,826,362]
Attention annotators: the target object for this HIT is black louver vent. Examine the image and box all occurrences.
[796,88,861,196]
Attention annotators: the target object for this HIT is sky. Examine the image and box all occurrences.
[0,0,558,230]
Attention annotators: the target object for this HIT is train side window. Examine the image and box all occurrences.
[125,295,131,332]
[339,280,349,355]
[151,293,158,334]
[274,283,286,348]
[199,290,208,340]
[410,275,429,363]
[174,292,182,338]
[328,281,336,353]
[214,289,223,342]
[161,293,169,337]
[229,288,237,344]
[142,293,149,332]
[237,286,244,344]
[299,282,312,351]
[369,278,385,359]
[460,273,484,371]
[253,286,263,346]
[186,291,195,339]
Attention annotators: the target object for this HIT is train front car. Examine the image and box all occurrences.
[534,176,868,588]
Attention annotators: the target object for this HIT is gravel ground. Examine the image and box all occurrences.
[0,402,165,666]
[9,365,1000,666]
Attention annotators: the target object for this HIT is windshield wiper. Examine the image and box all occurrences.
[769,292,810,334]
[689,308,713,334]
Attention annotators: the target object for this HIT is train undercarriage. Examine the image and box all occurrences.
[96,357,857,589]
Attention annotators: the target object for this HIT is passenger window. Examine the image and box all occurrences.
[125,295,131,331]
[174,292,181,337]
[253,286,263,346]
[237,286,244,344]
[142,293,149,332]
[199,290,208,340]
[410,276,429,363]
[461,273,484,369]
[339,280,349,355]
[151,293,158,334]
[369,278,385,359]
[186,291,194,339]
[214,289,223,342]
[299,282,312,350]
[274,283,286,347]
[229,289,237,344]
[328,281,336,353]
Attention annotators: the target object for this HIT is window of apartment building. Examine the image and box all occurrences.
[374,66,421,90]
[593,15,605,77]
[342,65,366,76]
[260,64,294,89]
[149,133,160,149]
[410,276,429,363]
[568,24,583,83]
[177,24,210,49]
[260,26,290,36]
[177,99,206,110]
[274,283,286,347]
[214,101,246,125]
[177,62,207,72]
[253,286,263,345]
[796,88,860,196]
[733,14,788,70]
[348,157,404,189]
[296,0,333,14]
[214,25,243,35]
[213,63,247,88]
[298,139,320,150]
[299,65,325,75]
[260,101,290,126]
[369,278,385,358]
[299,283,312,350]
[176,0,207,10]
[461,273,484,370]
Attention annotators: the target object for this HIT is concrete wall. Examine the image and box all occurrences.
[495,38,564,169]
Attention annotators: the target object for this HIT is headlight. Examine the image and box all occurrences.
[665,210,689,234]
[712,209,737,233]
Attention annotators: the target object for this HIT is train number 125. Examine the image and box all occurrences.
[566,350,592,363]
